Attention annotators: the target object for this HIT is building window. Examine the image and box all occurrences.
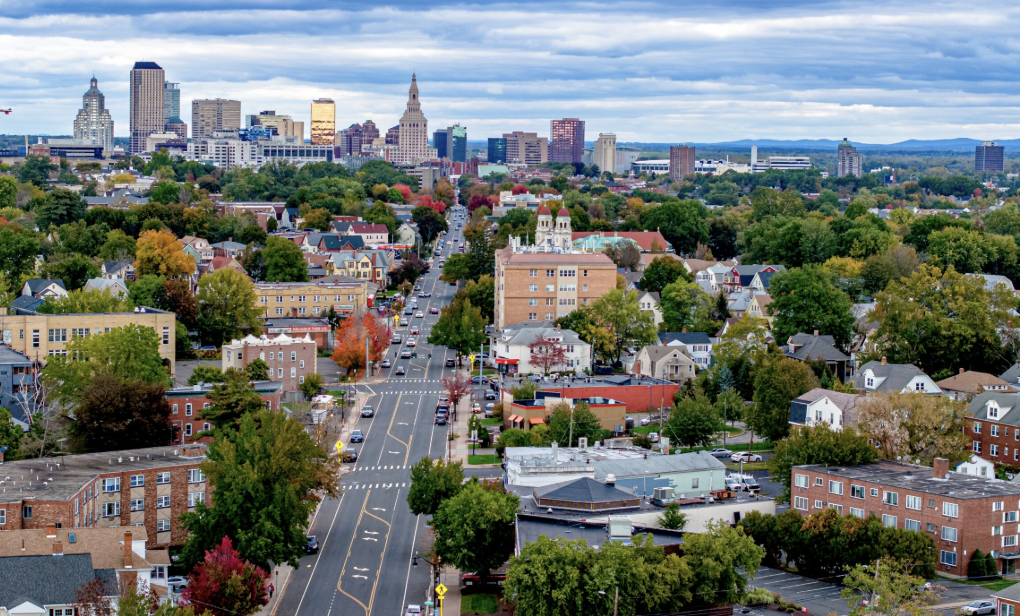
[157,496,171,509]
[32,330,39,348]
[940,550,957,566]
[996,502,1005,512]
[814,500,823,509]
[906,495,921,510]
[172,404,178,415]
[130,499,144,511]
[829,480,843,495]
[942,526,958,542]
[185,403,192,417]
[1005,535,1019,548]
[291,367,297,377]
[278,368,283,378]
[102,502,120,517]
[529,269,537,278]
[883,491,898,506]
[850,485,865,499]
[943,502,959,518]
[795,474,808,488]
[22,505,32,519]
[291,351,297,361]
[162,327,170,345]
[993,425,1001,437]
[129,475,144,488]
[189,492,206,507]
[102,478,120,492]
[905,519,921,531]
[994,526,1003,536]
[974,422,982,434]
[528,313,537,321]
[0,509,5,524]
[793,496,808,511]
[48,328,67,343]
[276,308,283,315]
[828,503,843,514]
[157,519,171,532]
[529,298,537,306]
[546,269,555,277]
[1005,511,1019,523]
[992,444,1000,457]
[882,514,897,528]
[975,441,983,453]
[156,472,170,484]
[692,478,699,489]
[188,469,205,483]
[185,424,192,437]
[815,477,823,486]
[849,507,864,518]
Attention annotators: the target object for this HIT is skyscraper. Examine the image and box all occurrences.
[503,131,548,165]
[73,76,114,151]
[593,133,616,176]
[164,82,180,124]
[487,138,507,164]
[433,128,448,159]
[976,141,1005,173]
[310,99,336,145]
[836,138,863,178]
[449,124,467,162]
[396,74,436,164]
[550,118,585,164]
[248,111,303,140]
[191,99,242,139]
[129,61,165,154]
[668,144,695,181]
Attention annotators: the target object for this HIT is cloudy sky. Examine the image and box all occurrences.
[2,0,1019,143]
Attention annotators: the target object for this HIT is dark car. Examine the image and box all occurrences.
[445,359,456,367]
[349,429,364,443]
[306,536,319,554]
[395,366,406,375]
[361,405,374,418]
[470,376,488,384]
[341,448,358,463]
[484,390,497,400]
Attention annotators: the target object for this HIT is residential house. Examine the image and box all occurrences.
[748,270,780,292]
[851,359,941,394]
[0,554,118,616]
[83,278,129,297]
[702,263,735,291]
[727,288,767,318]
[396,221,417,246]
[636,252,682,273]
[491,322,591,375]
[993,579,1020,616]
[971,273,1018,294]
[101,260,135,280]
[21,278,67,299]
[636,290,663,326]
[784,332,851,382]
[0,345,36,430]
[200,255,246,277]
[318,234,366,253]
[723,264,786,291]
[325,250,392,284]
[633,344,696,383]
[1000,364,1020,388]
[936,370,1017,402]
[211,240,248,258]
[334,222,389,247]
[658,331,713,368]
[955,455,996,478]
[746,293,773,323]
[788,387,861,431]
[965,392,1020,463]
[181,236,214,261]
[166,381,282,442]
[222,334,316,393]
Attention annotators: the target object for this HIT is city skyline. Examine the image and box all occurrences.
[2,1,1020,142]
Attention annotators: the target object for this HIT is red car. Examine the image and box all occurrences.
[430,307,439,314]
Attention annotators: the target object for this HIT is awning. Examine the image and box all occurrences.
[529,417,545,425]
[495,357,519,365]
[508,415,520,423]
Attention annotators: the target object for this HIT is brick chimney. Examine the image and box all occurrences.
[123,530,133,568]
[45,524,57,538]
[881,356,887,365]
[813,330,819,336]
[960,368,965,375]
[52,541,62,556]
[933,458,950,479]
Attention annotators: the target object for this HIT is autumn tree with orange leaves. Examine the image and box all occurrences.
[330,314,388,378]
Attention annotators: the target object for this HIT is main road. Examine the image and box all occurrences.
[276,206,490,616]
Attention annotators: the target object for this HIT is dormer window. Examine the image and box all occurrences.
[989,402,1000,419]
[866,377,875,388]
[915,382,924,392]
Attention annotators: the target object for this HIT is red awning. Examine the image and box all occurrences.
[529,417,545,425]
[495,357,519,365]
[508,415,520,423]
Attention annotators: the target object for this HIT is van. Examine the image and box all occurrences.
[726,473,759,493]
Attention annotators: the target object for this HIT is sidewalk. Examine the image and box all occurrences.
[262,563,293,616]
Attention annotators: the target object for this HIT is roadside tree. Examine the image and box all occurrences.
[407,457,465,516]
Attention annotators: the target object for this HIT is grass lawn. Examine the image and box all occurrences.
[328,390,350,398]
[632,426,659,435]
[468,454,501,465]
[723,425,742,435]
[479,418,501,426]
[724,461,769,472]
[461,593,499,615]
[938,576,1017,591]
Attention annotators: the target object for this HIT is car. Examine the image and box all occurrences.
[445,358,456,367]
[461,573,506,588]
[167,576,189,595]
[731,452,763,463]
[960,601,996,615]
[708,448,733,458]
[724,477,744,491]
[381,358,391,368]
[419,291,431,298]
[406,605,422,616]
[404,307,414,315]
[410,326,420,335]
[447,241,453,245]
[400,317,409,326]
[470,375,488,384]
[640,416,651,426]
[401,349,411,358]
[306,535,319,554]
[415,311,424,318]
[434,413,448,425]
[484,390,497,400]
[649,432,660,443]
[395,365,405,375]
[360,405,374,418]
[391,335,402,345]
[406,338,416,347]
[472,402,481,414]
[341,448,358,463]
[349,430,364,443]
[430,307,439,314]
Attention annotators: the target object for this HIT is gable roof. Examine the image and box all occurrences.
[0,554,100,609]
[658,332,711,346]
[319,235,366,251]
[968,391,1020,425]
[852,361,935,393]
[936,371,1016,394]
[1001,364,1020,386]
[102,261,132,274]
[639,344,695,365]
[789,388,862,426]
[10,295,44,313]
[0,528,153,570]
[786,333,849,362]
[84,278,127,293]
[24,278,65,294]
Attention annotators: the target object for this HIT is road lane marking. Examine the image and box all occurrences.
[335,490,371,616]
[352,575,368,580]
[290,490,346,616]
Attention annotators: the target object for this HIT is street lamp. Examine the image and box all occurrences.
[598,587,619,616]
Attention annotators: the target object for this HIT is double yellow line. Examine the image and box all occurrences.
[336,489,394,615]
[385,393,414,466]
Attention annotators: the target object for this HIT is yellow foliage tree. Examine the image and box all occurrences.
[134,229,195,278]
[821,256,864,280]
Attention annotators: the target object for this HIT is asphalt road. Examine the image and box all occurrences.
[274,207,486,616]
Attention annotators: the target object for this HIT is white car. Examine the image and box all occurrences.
[405,606,422,616]
[960,601,996,615]
[708,448,733,458]
[415,311,424,318]
[730,452,763,463]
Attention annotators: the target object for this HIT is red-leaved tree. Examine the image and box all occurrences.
[442,373,472,420]
[330,313,388,378]
[392,183,414,202]
[468,194,497,212]
[416,194,446,214]
[528,336,568,375]
[511,185,529,195]
[182,536,269,616]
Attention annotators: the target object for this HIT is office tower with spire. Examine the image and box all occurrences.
[396,74,436,164]
[129,61,165,154]
[310,99,335,145]
[73,76,114,151]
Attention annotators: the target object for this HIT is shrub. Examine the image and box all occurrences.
[743,588,778,606]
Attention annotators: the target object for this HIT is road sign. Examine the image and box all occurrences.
[394,315,399,325]
[468,354,475,365]
[435,583,448,597]
[334,439,344,453]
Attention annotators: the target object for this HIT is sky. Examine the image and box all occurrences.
[2,0,1020,143]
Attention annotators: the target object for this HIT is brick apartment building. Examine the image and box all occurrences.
[166,381,282,442]
[222,333,316,392]
[966,392,1020,464]
[0,445,211,549]
[254,281,370,319]
[791,459,1020,576]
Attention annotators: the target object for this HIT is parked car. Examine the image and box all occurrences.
[472,402,481,414]
[960,601,996,615]
[708,448,733,458]
[405,606,422,616]
[395,366,406,375]
[445,359,456,367]
[648,432,660,443]
[725,476,744,491]
[349,430,364,443]
[306,535,319,554]
[460,573,506,587]
[731,451,763,463]
[167,576,188,595]
[381,358,391,368]
[485,403,495,414]
[341,448,358,463]
[470,375,488,384]
[727,473,760,492]
[361,405,374,418]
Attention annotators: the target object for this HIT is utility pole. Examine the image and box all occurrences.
[613,586,619,616]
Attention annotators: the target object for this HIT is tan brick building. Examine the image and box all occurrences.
[0,306,177,371]
[223,333,316,393]
[0,445,210,549]
[254,281,370,319]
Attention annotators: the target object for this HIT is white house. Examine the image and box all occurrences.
[851,360,941,394]
[788,388,861,431]
[21,278,68,299]
[658,332,713,368]
[396,221,417,246]
[492,322,591,375]
[633,345,696,383]
[955,454,996,478]
[636,290,663,326]
[83,278,129,297]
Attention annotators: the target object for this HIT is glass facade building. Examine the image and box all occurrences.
[488,137,507,164]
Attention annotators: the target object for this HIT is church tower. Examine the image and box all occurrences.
[554,206,572,250]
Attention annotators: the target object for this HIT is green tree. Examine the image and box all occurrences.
[99,229,137,262]
[68,373,175,453]
[440,253,471,282]
[658,502,688,530]
[128,274,166,309]
[201,368,264,431]
[861,245,919,294]
[0,176,17,209]
[300,208,332,231]
[683,520,764,606]
[17,154,57,187]
[768,264,856,350]
[427,296,486,360]
[188,365,226,386]
[55,220,108,257]
[841,559,937,616]
[0,225,41,282]
[663,389,724,448]
[36,288,132,314]
[196,268,262,345]
[300,373,323,398]
[407,456,465,516]
[463,275,495,324]
[591,289,657,363]
[639,199,709,254]
[262,236,309,283]
[766,424,876,503]
[179,410,339,570]
[411,206,448,244]
[750,186,806,221]
[638,256,690,294]
[926,226,992,273]
[35,187,87,230]
[41,254,100,291]
[750,350,819,442]
[547,401,604,447]
[0,407,24,460]
[659,278,713,333]
[432,481,519,579]
[244,358,269,381]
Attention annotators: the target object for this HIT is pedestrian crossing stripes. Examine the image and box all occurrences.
[381,390,443,394]
[343,482,408,490]
[351,465,409,471]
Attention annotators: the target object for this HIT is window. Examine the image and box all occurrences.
[815,477,823,486]
[529,284,538,292]
[529,299,537,306]
[157,519,171,532]
[162,327,170,345]
[882,514,897,528]
[22,505,32,519]
[992,444,1000,457]
[814,500,823,509]
[0,509,5,524]
[996,502,1005,512]
[291,367,297,378]
[583,284,588,292]
[546,269,555,277]
[529,269,537,278]
[906,495,921,510]
[943,502,959,518]
[915,381,924,391]
[172,404,178,415]
[975,441,983,453]
[940,550,957,566]
[204,423,210,431]
[188,469,205,483]
[883,491,899,506]
[692,478,699,489]
[299,360,305,368]
[278,368,283,378]
[32,330,39,348]
[185,403,192,417]
[189,492,206,507]
[102,478,120,493]
[583,269,588,277]
[871,488,879,497]
[850,507,864,518]
[829,480,843,495]
[129,475,144,488]
[927,523,937,532]
[102,502,120,517]
[156,472,170,484]
[130,499,144,512]
[545,285,554,292]
[942,526,958,542]
[1005,511,1019,523]
[866,377,874,388]
[993,425,1001,437]
[546,298,554,306]
[298,295,306,302]
[49,610,76,616]
[48,328,67,343]
[994,526,1003,536]
[528,313,537,321]
[275,308,283,315]
[1005,535,1019,548]
[291,351,297,361]
[185,424,192,437]
[793,496,808,511]
[157,496,171,509]
[795,474,809,488]
[851,485,865,499]
[905,519,921,531]
[974,422,982,434]
[828,503,843,514]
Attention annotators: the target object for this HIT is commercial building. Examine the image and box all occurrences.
[766,156,812,171]
[0,444,211,549]
[668,144,695,181]
[792,458,1020,576]
[247,110,304,141]
[490,322,591,375]
[262,317,332,349]
[191,98,241,139]
[593,133,616,176]
[837,138,863,178]
[503,131,548,166]
[254,281,370,319]
[506,396,627,433]
[336,121,378,156]
[504,374,679,413]
[222,333,316,393]
[310,98,336,146]
[487,137,507,163]
[396,74,437,164]
[166,381,281,443]
[186,134,333,169]
[73,76,114,152]
[163,81,180,124]
[129,61,165,154]
[550,118,585,164]
[976,141,1005,173]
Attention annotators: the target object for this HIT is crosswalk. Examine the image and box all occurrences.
[344,482,408,490]
[381,390,444,394]
[350,465,409,471]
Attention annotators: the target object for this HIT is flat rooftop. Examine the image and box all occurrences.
[515,514,685,553]
[504,374,673,390]
[800,460,1020,500]
[0,446,207,504]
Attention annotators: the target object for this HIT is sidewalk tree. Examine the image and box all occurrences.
[181,536,269,616]
[440,253,471,282]
[528,336,568,374]
[766,424,876,503]
[441,374,471,418]
[427,297,486,361]
[180,410,339,570]
[196,268,262,345]
[134,229,196,278]
[663,389,724,449]
[412,206,448,244]
[330,314,386,375]
[407,457,465,516]
[69,373,174,453]
[547,401,603,447]
[463,275,494,324]
[432,480,519,580]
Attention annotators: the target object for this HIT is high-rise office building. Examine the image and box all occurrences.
[247,111,304,140]
[361,120,380,143]
[488,138,507,164]
[396,74,436,164]
[73,76,114,151]
[338,122,380,156]
[668,144,696,181]
[550,118,585,164]
[164,82,180,124]
[976,141,1005,173]
[386,126,400,146]
[503,131,548,165]
[191,99,242,139]
[433,128,448,159]
[434,124,467,162]
[593,133,616,176]
[129,61,165,154]
[310,99,336,145]
[836,138,863,178]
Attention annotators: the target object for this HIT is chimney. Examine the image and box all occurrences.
[960,368,965,374]
[52,541,63,556]
[45,524,57,538]
[933,458,950,480]
[813,330,819,336]
[123,530,133,568]
[681,327,686,333]
[881,356,887,365]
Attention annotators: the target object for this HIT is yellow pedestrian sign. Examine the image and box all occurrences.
[468,354,475,366]
[334,439,344,454]
[435,583,448,597]
[394,315,400,326]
